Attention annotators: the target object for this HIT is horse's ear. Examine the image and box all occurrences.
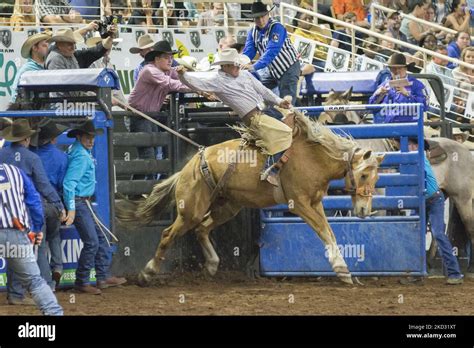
[329,88,335,95]
[342,86,353,100]
[376,154,385,164]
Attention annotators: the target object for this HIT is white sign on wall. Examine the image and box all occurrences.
[324,47,350,72]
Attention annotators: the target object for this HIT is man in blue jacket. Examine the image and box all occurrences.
[31,119,69,289]
[63,120,126,295]
[0,119,65,305]
[242,1,300,102]
[369,53,427,122]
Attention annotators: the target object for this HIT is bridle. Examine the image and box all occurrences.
[344,149,376,198]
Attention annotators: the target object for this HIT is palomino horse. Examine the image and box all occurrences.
[318,88,362,125]
[117,110,384,286]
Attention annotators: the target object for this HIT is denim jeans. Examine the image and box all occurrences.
[426,191,463,278]
[129,117,166,180]
[7,202,54,300]
[44,202,63,274]
[73,200,112,285]
[1,228,63,315]
[277,61,301,102]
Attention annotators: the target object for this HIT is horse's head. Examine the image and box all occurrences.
[321,87,361,124]
[345,148,384,218]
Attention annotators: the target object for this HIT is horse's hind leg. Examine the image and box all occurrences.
[194,202,242,276]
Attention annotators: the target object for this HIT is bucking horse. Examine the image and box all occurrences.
[116,108,384,286]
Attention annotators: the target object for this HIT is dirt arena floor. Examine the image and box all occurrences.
[1,273,474,315]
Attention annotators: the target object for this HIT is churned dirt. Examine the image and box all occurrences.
[1,273,474,315]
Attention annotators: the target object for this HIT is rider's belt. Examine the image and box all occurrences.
[242,107,260,126]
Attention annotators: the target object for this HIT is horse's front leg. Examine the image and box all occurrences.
[293,199,353,285]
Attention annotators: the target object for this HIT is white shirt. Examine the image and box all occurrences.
[179,70,283,118]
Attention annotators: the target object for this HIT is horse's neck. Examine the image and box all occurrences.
[292,134,348,182]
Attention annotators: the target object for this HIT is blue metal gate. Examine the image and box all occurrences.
[259,104,427,277]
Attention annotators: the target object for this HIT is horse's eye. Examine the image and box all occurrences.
[360,174,368,181]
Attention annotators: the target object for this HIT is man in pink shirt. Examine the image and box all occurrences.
[128,40,190,181]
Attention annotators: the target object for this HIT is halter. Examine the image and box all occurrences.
[344,149,376,198]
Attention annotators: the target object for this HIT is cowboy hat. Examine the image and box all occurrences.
[0,119,37,142]
[386,53,415,68]
[129,34,155,54]
[50,28,84,44]
[67,120,104,138]
[174,56,198,71]
[246,1,275,18]
[144,40,178,61]
[452,128,469,142]
[30,119,68,147]
[85,31,123,48]
[21,31,52,59]
[211,48,251,66]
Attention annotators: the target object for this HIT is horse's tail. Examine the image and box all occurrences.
[116,172,181,225]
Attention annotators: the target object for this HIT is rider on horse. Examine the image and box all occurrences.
[177,48,293,186]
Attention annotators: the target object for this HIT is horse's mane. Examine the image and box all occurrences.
[294,112,357,161]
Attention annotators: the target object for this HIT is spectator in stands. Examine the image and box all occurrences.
[0,119,66,304]
[332,0,369,28]
[0,0,14,25]
[452,46,474,90]
[30,120,69,290]
[377,31,399,59]
[11,32,52,103]
[0,162,63,315]
[69,0,99,20]
[37,0,83,24]
[394,0,409,13]
[432,0,452,23]
[127,41,191,179]
[130,34,155,82]
[10,0,35,30]
[400,0,431,45]
[292,11,330,71]
[63,121,127,294]
[413,32,438,68]
[444,0,470,31]
[423,4,449,40]
[385,11,412,53]
[104,0,132,20]
[447,30,470,67]
[242,2,301,102]
[127,0,159,28]
[369,53,428,120]
[197,2,224,31]
[424,44,456,85]
[354,37,386,69]
[371,0,397,31]
[156,0,179,27]
[330,12,364,52]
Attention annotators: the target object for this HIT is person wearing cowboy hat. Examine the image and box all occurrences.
[46,26,118,72]
[452,128,469,143]
[129,34,155,82]
[0,119,66,304]
[241,1,300,103]
[178,48,292,185]
[369,53,427,122]
[30,120,69,289]
[62,120,126,294]
[128,40,191,182]
[10,31,52,103]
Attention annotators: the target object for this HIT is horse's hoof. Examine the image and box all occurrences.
[204,262,218,277]
[337,272,354,285]
[137,272,151,287]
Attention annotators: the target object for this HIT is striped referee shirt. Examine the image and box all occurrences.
[0,164,44,232]
[243,18,298,80]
